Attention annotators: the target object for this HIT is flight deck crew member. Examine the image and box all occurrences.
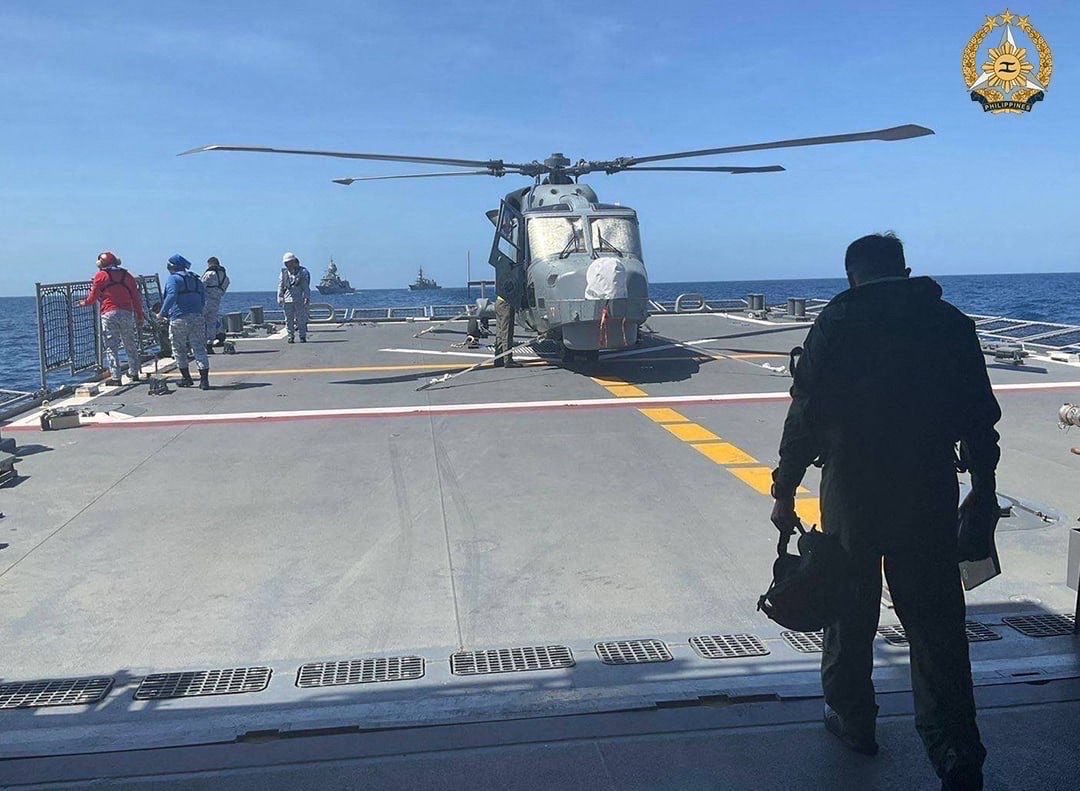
[82,251,145,385]
[278,252,311,343]
[159,254,211,389]
[493,265,523,368]
[770,233,1000,791]
[201,256,230,353]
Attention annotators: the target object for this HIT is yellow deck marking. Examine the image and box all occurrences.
[662,422,721,442]
[638,407,689,423]
[590,375,648,398]
[729,466,809,496]
[691,442,757,465]
[796,497,822,529]
[596,370,819,511]
[606,384,648,397]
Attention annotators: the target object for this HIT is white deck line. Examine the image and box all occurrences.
[8,380,1080,430]
[380,347,542,359]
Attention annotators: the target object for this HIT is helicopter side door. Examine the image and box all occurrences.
[488,199,526,309]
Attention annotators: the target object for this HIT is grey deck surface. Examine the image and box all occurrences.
[1,313,1078,787]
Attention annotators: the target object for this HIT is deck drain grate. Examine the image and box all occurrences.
[1002,614,1075,638]
[450,645,574,676]
[135,667,271,700]
[877,622,1003,646]
[594,639,672,665]
[877,625,909,646]
[0,677,113,710]
[689,634,769,660]
[782,631,825,653]
[964,622,1003,642]
[297,656,425,688]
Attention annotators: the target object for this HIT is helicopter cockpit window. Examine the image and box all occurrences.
[590,217,642,259]
[527,217,586,260]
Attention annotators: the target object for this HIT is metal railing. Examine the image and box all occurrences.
[35,274,162,393]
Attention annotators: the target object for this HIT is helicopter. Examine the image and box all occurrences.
[182,124,933,362]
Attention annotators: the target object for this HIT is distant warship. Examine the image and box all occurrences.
[317,258,356,294]
[408,266,441,291]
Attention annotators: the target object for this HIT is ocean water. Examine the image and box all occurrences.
[1,272,1078,394]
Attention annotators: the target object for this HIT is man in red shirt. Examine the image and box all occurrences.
[82,251,145,385]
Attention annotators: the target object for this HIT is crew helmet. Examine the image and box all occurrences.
[97,251,119,268]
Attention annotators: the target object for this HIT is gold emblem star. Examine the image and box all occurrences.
[1000,10,1014,25]
[1016,15,1030,29]
[985,14,999,28]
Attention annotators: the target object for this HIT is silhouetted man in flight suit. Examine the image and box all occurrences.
[770,233,1001,791]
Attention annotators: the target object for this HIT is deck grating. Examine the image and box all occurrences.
[1002,614,1075,638]
[594,639,672,665]
[451,646,575,676]
[297,656,424,688]
[877,622,1003,647]
[689,634,769,660]
[134,667,271,700]
[781,630,825,653]
[0,677,113,710]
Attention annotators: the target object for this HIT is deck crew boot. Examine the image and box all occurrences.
[206,342,216,355]
[199,369,211,391]
[287,334,295,343]
[178,368,195,387]
[504,356,522,368]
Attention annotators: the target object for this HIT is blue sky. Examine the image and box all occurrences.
[1,1,1077,294]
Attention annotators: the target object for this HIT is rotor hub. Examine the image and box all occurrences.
[544,153,571,171]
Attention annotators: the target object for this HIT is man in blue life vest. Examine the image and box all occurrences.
[158,254,210,390]
[770,233,1001,791]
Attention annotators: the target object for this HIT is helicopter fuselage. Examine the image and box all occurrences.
[489,182,649,352]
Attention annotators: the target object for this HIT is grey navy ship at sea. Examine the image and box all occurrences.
[316,257,356,295]
[408,266,440,290]
[0,288,1077,789]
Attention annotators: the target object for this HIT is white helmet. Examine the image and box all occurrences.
[282,252,299,265]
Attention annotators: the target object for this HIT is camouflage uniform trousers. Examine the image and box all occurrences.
[203,296,224,342]
[101,309,141,380]
[283,301,308,340]
[168,314,209,371]
[493,296,515,358]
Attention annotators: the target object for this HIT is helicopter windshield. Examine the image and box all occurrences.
[590,217,642,259]
[527,216,586,260]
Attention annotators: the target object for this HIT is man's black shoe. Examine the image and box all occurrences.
[104,378,122,387]
[492,357,504,368]
[504,358,523,368]
[824,705,879,756]
[940,750,984,790]
[300,336,307,343]
[287,335,295,344]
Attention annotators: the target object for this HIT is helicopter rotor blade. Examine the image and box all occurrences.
[180,144,524,172]
[333,170,501,185]
[617,124,934,167]
[615,165,786,174]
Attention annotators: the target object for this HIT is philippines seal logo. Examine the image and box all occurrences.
[963,10,1052,114]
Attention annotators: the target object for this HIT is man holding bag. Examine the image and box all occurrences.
[770,233,1001,791]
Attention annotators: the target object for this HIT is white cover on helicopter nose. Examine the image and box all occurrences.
[585,257,628,300]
